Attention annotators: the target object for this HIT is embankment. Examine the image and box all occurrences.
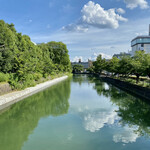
[0,83,12,96]
[101,77,150,101]
[0,76,68,111]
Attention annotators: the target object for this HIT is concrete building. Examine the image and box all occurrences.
[130,25,150,56]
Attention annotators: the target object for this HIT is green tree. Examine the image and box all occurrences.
[72,64,84,73]
[93,55,106,74]
[131,51,145,83]
[106,57,119,75]
[117,56,132,76]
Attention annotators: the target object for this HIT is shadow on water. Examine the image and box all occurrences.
[75,74,150,138]
[0,78,71,150]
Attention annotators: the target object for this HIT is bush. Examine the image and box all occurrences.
[0,73,10,82]
[9,73,36,90]
[33,73,43,81]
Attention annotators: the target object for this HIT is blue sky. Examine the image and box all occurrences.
[0,0,150,61]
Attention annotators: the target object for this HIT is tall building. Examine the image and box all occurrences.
[131,25,150,56]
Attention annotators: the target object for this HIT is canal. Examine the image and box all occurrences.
[0,75,150,150]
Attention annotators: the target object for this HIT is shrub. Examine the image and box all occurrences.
[33,73,43,81]
[0,73,10,82]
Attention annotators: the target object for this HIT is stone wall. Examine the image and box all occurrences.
[0,83,12,96]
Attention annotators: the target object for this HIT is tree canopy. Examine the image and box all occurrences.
[0,20,71,89]
[89,51,150,83]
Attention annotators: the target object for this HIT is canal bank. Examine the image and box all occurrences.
[0,76,68,111]
[101,76,150,101]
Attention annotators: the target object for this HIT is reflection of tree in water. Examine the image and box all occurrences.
[72,74,91,85]
[104,86,150,137]
[0,78,71,150]
[88,76,150,137]
[87,75,109,96]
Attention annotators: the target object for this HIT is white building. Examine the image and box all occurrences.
[130,25,150,56]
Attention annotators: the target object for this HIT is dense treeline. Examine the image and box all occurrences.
[88,51,150,83]
[0,20,71,89]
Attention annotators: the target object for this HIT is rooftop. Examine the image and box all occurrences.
[131,35,150,42]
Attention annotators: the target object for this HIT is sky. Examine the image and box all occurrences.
[0,0,150,61]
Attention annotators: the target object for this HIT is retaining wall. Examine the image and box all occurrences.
[0,76,68,111]
[101,77,150,101]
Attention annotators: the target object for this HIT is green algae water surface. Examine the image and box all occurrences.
[0,75,150,150]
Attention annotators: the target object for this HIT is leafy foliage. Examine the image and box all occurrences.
[72,64,84,73]
[0,20,71,89]
[89,51,150,83]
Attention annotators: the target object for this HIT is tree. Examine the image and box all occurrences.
[0,20,71,89]
[72,64,84,73]
[106,57,119,75]
[117,56,132,76]
[93,55,106,74]
[131,51,145,83]
[142,53,150,78]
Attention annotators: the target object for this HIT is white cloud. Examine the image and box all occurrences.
[116,8,125,14]
[71,56,84,62]
[84,109,118,132]
[63,1,127,32]
[113,126,140,143]
[71,52,112,62]
[90,52,112,61]
[62,24,88,32]
[124,0,149,9]
[81,1,127,29]
[31,17,150,60]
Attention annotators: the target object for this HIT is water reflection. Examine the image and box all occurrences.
[113,126,140,144]
[74,75,150,144]
[83,108,118,132]
[0,78,71,150]
[0,75,150,150]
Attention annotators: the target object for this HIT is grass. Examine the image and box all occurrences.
[112,75,150,88]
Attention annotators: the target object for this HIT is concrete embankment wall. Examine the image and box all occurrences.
[0,76,68,111]
[101,77,150,101]
[0,83,12,96]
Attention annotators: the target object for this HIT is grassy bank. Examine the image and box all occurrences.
[0,72,72,90]
[110,75,150,88]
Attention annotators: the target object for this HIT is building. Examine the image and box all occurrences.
[113,25,150,58]
[130,25,150,56]
[71,59,93,72]
[113,52,131,59]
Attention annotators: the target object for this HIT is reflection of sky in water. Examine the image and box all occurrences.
[113,126,139,144]
[83,108,118,132]
[70,80,141,144]
[12,76,150,150]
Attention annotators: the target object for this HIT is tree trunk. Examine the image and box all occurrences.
[136,74,140,84]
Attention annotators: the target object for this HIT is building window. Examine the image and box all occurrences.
[141,44,144,47]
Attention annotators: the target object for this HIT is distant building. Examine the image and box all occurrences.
[71,59,93,72]
[113,25,150,58]
[130,25,150,56]
[113,52,131,59]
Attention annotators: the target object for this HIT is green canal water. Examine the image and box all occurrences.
[0,75,150,150]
